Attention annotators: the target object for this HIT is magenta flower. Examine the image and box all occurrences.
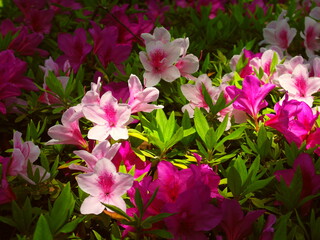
[218,199,264,240]
[112,141,151,179]
[24,8,55,34]
[89,23,131,70]
[301,17,320,57]
[259,214,277,240]
[275,153,320,214]
[0,50,37,114]
[57,28,92,72]
[230,49,262,78]
[9,131,50,184]
[277,64,320,106]
[76,158,134,214]
[101,81,129,103]
[0,156,16,204]
[47,107,88,149]
[261,10,297,50]
[140,36,181,87]
[265,97,319,149]
[226,75,275,119]
[163,185,222,240]
[127,74,163,113]
[70,140,120,173]
[83,91,132,141]
[8,27,48,57]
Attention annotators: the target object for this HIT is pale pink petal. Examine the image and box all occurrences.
[109,127,128,140]
[83,105,107,125]
[73,150,98,170]
[144,71,161,87]
[139,51,153,71]
[77,173,101,196]
[104,195,127,212]
[112,173,134,196]
[80,196,105,215]
[87,125,109,141]
[94,158,117,176]
[161,65,180,82]
[23,142,40,163]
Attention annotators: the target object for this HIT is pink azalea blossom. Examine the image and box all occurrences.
[9,131,50,184]
[226,75,275,119]
[57,28,92,72]
[76,158,134,214]
[145,0,170,24]
[140,34,181,87]
[301,17,320,57]
[24,8,55,34]
[83,91,132,141]
[0,156,16,204]
[127,74,163,113]
[309,56,320,77]
[250,49,281,83]
[310,6,320,20]
[230,49,262,78]
[163,185,222,240]
[276,56,306,77]
[89,22,131,70]
[112,141,151,179]
[218,199,265,240]
[261,10,297,50]
[274,153,320,215]
[277,64,320,106]
[70,140,120,173]
[101,81,129,103]
[141,26,171,45]
[47,107,88,149]
[265,97,320,152]
[181,74,222,117]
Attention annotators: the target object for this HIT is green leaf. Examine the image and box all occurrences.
[214,126,246,151]
[59,216,86,233]
[194,108,209,143]
[111,223,122,240]
[92,230,103,240]
[142,213,173,226]
[33,215,53,240]
[274,212,292,240]
[228,166,243,198]
[144,229,173,239]
[215,114,229,142]
[0,216,16,228]
[45,71,64,98]
[163,111,176,142]
[102,204,131,221]
[164,127,184,150]
[205,128,216,150]
[134,189,144,218]
[242,177,274,196]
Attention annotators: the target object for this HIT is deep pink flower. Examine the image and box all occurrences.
[0,156,16,204]
[127,74,163,113]
[70,140,120,173]
[259,214,277,240]
[57,28,92,72]
[230,49,262,78]
[265,97,319,149]
[112,141,151,179]
[226,75,275,118]
[101,4,153,45]
[163,185,222,240]
[0,19,17,36]
[24,8,55,34]
[9,131,50,184]
[47,107,88,149]
[301,17,320,57]
[8,27,48,57]
[89,23,131,70]
[76,158,134,214]
[101,81,129,103]
[274,153,320,214]
[83,91,132,141]
[278,64,320,106]
[145,0,170,24]
[49,0,82,13]
[0,50,37,114]
[218,199,264,240]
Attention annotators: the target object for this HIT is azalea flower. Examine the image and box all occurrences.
[301,17,320,57]
[0,50,37,114]
[83,91,132,141]
[89,22,131,70]
[112,141,151,179]
[261,10,297,50]
[218,199,264,240]
[127,74,163,113]
[70,140,121,173]
[0,156,16,204]
[181,74,221,117]
[57,28,92,72]
[226,75,275,119]
[277,63,320,106]
[9,131,50,185]
[139,34,181,87]
[259,214,277,240]
[163,185,222,240]
[47,107,88,149]
[265,97,320,153]
[76,158,134,214]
